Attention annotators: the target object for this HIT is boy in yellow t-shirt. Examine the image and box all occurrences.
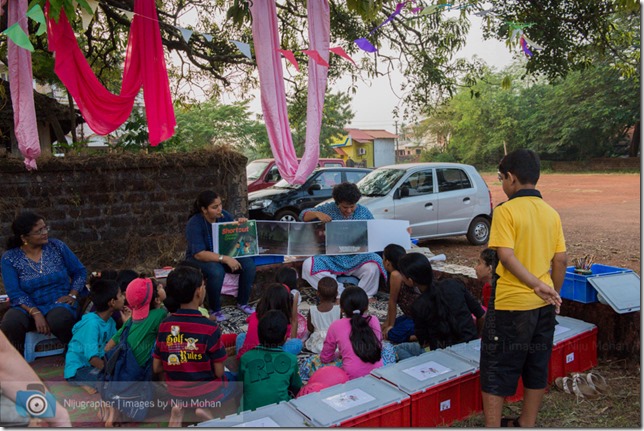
[480,149,567,428]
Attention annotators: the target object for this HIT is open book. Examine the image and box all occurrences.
[213,219,410,257]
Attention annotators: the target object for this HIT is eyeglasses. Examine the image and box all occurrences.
[497,172,504,182]
[28,226,49,236]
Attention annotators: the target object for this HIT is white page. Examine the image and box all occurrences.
[402,360,452,381]
[322,388,375,412]
[367,219,411,251]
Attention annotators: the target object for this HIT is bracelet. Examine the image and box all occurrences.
[68,293,77,300]
[29,307,41,316]
[218,255,224,262]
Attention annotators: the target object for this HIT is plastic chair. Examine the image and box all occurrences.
[24,331,65,363]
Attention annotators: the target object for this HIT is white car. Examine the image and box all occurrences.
[353,163,493,245]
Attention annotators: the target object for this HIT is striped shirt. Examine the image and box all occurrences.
[153,309,227,399]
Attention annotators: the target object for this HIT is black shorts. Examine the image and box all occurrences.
[480,305,556,397]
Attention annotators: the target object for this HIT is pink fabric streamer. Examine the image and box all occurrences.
[330,46,357,66]
[0,0,7,16]
[302,50,329,67]
[46,0,175,145]
[8,0,40,170]
[278,49,300,72]
[251,0,329,184]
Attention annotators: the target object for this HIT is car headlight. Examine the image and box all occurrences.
[248,199,273,210]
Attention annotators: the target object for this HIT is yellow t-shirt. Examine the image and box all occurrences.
[489,195,566,311]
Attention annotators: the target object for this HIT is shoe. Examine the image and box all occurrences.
[210,310,227,322]
[555,376,575,395]
[586,372,609,394]
[237,304,255,314]
[572,373,599,400]
[500,417,522,427]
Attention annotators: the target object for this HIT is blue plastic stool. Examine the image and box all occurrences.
[23,331,65,363]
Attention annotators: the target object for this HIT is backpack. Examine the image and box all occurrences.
[99,320,154,422]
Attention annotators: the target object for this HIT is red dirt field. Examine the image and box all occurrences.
[419,172,641,274]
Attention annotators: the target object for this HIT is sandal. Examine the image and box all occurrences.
[555,376,575,395]
[209,310,227,322]
[572,373,599,400]
[237,304,255,315]
[586,372,609,394]
[500,417,522,427]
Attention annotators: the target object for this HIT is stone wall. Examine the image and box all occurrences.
[551,157,640,172]
[0,148,247,280]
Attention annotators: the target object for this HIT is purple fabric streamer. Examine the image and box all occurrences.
[354,37,378,52]
[368,2,406,35]
[520,36,533,57]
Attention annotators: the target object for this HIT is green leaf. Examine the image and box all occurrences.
[75,0,94,15]
[501,75,512,90]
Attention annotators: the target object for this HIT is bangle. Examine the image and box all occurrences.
[218,255,224,262]
[68,293,77,300]
[29,307,41,316]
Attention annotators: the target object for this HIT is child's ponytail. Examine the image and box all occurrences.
[341,288,381,364]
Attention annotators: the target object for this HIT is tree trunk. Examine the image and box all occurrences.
[628,121,640,157]
[67,91,78,144]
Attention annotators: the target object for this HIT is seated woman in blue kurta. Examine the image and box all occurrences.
[300,182,386,299]
[1,211,87,353]
[185,190,256,322]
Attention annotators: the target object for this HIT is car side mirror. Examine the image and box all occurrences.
[308,184,322,194]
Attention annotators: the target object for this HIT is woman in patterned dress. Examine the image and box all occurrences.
[1,211,87,353]
[300,182,386,299]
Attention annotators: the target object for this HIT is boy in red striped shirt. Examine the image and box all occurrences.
[153,266,237,425]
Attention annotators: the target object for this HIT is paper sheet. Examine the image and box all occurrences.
[322,389,375,412]
[402,360,452,381]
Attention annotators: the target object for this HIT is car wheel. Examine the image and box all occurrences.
[276,210,299,222]
[466,216,490,245]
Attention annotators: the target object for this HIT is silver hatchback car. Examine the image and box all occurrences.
[356,163,493,245]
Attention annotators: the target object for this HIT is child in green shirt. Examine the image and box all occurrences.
[238,310,303,412]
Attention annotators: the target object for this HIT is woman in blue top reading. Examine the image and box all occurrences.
[185,190,256,322]
[300,182,386,299]
[1,211,87,353]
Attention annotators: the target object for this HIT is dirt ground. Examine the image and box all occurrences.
[420,172,641,274]
[430,172,641,428]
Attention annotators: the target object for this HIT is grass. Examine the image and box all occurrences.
[452,359,641,428]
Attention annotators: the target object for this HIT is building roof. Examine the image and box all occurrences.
[0,79,84,149]
[345,128,398,140]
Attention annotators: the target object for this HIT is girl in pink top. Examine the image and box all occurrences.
[320,287,383,379]
[236,283,303,358]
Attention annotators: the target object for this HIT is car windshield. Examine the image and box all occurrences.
[246,161,270,181]
[358,168,406,196]
[273,178,302,189]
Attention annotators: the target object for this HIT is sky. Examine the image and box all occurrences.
[342,14,516,133]
[232,13,516,135]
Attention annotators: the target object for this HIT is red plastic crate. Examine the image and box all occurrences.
[548,328,598,383]
[407,372,480,427]
[338,398,411,428]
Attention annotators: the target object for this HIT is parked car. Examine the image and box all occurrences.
[246,158,345,193]
[332,163,493,245]
[248,167,371,221]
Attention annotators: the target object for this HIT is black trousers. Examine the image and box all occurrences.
[1,307,76,355]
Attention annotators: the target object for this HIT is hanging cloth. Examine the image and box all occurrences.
[46,0,175,145]
[250,0,329,184]
[8,0,40,170]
